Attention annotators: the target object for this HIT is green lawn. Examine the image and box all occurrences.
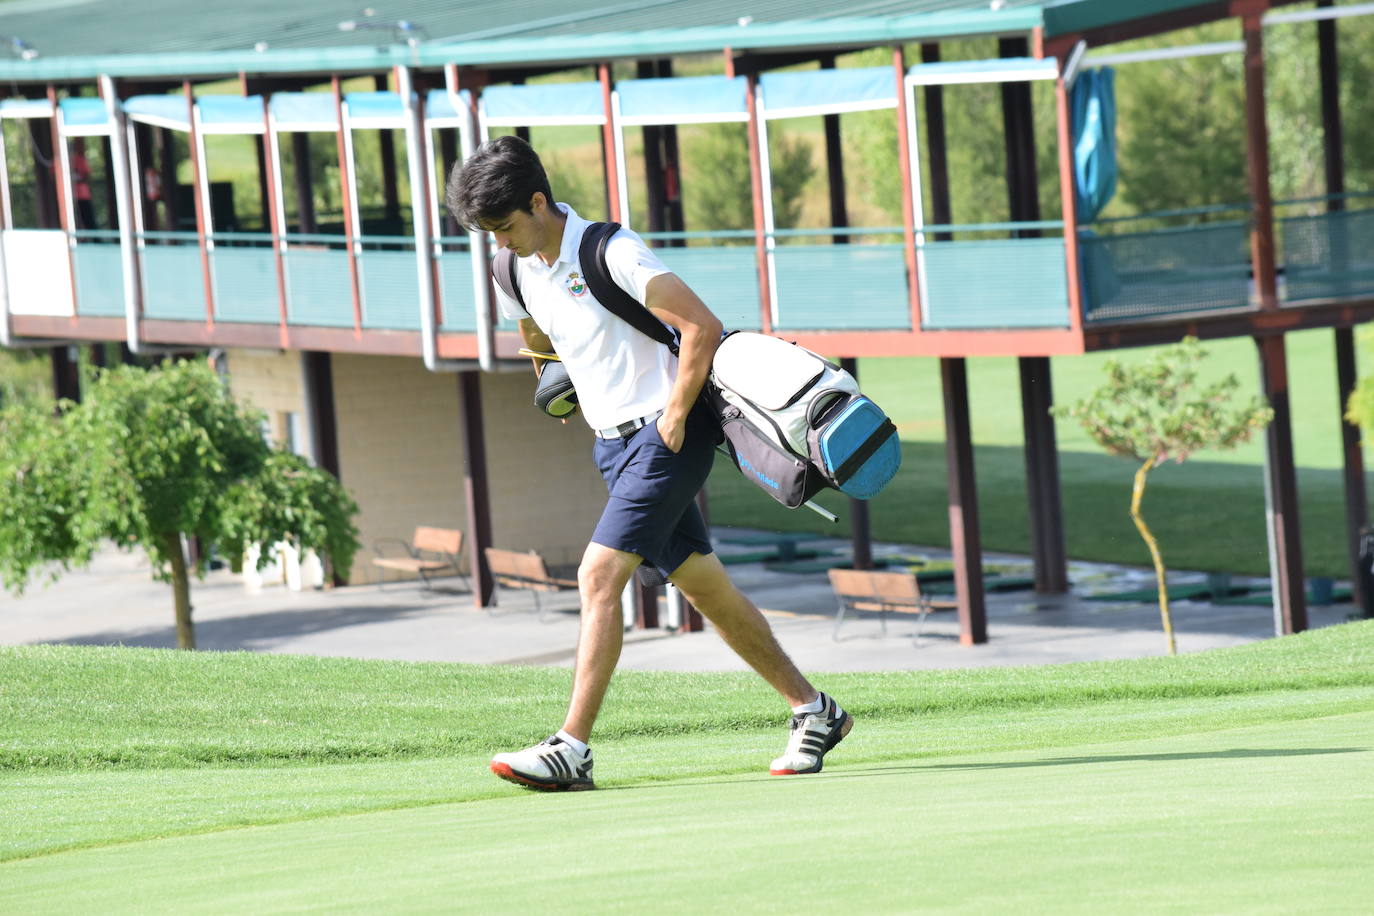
[708,327,1374,578]
[3,628,1374,910]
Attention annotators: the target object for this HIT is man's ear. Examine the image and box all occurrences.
[529,191,547,214]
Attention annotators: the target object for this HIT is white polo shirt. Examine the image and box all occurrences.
[494,204,677,431]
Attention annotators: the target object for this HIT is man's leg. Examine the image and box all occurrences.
[670,550,852,775]
[667,551,815,706]
[561,542,641,743]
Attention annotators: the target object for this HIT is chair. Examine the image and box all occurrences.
[484,547,579,620]
[371,527,467,591]
[827,567,958,645]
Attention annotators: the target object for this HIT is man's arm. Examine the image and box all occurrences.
[519,318,555,377]
[645,273,723,453]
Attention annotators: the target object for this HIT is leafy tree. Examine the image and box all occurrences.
[1053,338,1272,655]
[681,123,815,235]
[0,360,360,649]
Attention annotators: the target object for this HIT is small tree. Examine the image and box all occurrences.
[0,360,360,649]
[1053,338,1272,654]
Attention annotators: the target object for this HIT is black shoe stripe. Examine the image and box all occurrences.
[541,751,567,780]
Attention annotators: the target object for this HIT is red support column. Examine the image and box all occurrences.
[183,80,215,327]
[1054,72,1085,331]
[892,46,921,330]
[259,94,290,349]
[1257,333,1307,634]
[46,84,79,319]
[1238,3,1279,310]
[598,64,622,223]
[743,73,772,335]
[332,75,364,335]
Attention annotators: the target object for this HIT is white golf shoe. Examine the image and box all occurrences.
[770,692,852,775]
[490,735,595,791]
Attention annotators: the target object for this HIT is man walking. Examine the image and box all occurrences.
[446,136,849,791]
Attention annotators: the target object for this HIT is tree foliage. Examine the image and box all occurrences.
[1053,338,1272,654]
[0,360,360,649]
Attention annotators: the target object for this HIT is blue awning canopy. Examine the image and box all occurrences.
[345,91,405,128]
[425,88,473,125]
[759,67,896,119]
[58,97,110,134]
[616,75,747,125]
[270,92,337,131]
[1071,67,1117,223]
[124,94,190,130]
[481,81,605,127]
[0,98,53,119]
[196,95,266,134]
[906,56,1058,86]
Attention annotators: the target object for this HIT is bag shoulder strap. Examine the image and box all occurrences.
[491,248,526,312]
[579,221,678,354]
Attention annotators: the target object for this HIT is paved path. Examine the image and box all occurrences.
[0,531,1360,672]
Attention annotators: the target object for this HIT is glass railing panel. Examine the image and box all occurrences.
[282,235,354,328]
[643,231,762,331]
[772,228,908,331]
[923,234,1070,329]
[140,232,205,321]
[435,237,477,333]
[72,230,124,318]
[210,233,279,324]
[357,236,420,331]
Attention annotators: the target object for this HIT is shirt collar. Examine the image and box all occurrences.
[546,202,586,271]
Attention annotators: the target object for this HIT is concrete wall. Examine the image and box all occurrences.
[227,349,608,587]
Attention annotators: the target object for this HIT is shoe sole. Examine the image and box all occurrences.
[769,713,853,776]
[490,760,595,792]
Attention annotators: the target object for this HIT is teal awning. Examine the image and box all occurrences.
[759,67,896,119]
[58,97,110,133]
[617,75,747,125]
[269,92,337,132]
[345,91,405,128]
[197,95,266,134]
[481,81,604,126]
[124,95,190,130]
[906,56,1058,86]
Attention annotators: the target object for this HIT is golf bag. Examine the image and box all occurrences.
[709,332,901,508]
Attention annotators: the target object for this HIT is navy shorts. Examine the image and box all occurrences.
[590,399,717,579]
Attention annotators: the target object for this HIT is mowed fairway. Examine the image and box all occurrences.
[4,626,1374,912]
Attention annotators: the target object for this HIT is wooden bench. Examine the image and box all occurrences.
[827,567,958,645]
[371,527,467,591]
[484,547,579,620]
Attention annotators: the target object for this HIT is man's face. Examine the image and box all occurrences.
[480,194,548,258]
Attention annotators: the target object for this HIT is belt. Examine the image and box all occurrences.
[595,410,663,440]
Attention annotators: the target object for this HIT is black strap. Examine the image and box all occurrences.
[579,221,678,355]
[491,247,525,311]
[489,221,677,355]
[834,418,896,485]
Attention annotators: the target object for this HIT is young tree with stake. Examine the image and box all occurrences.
[1054,338,1272,655]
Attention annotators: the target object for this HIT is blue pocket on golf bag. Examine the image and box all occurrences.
[811,396,901,500]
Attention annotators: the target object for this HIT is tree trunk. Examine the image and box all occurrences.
[1130,458,1177,655]
[165,532,196,650]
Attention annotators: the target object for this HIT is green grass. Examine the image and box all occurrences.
[708,328,1374,578]
[3,627,1374,910]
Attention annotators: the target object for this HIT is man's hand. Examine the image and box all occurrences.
[656,412,686,453]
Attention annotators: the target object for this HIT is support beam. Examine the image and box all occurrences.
[658,59,685,242]
[1256,333,1307,634]
[999,37,1042,236]
[920,43,954,241]
[819,55,849,244]
[157,127,180,231]
[638,60,667,237]
[1019,357,1069,593]
[290,132,316,235]
[1318,0,1345,209]
[28,119,58,229]
[1241,8,1279,310]
[1336,327,1369,615]
[458,370,496,608]
[840,357,873,570]
[940,357,987,645]
[302,351,343,586]
[376,73,401,224]
[50,345,80,405]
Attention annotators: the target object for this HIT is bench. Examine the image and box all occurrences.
[484,547,579,620]
[371,527,467,591]
[827,567,958,645]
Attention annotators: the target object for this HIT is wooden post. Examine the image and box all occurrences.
[999,37,1042,238]
[744,73,772,334]
[1336,327,1368,614]
[376,73,401,225]
[638,60,666,238]
[818,54,849,244]
[1257,333,1307,634]
[458,370,496,607]
[184,80,215,326]
[291,132,316,235]
[893,45,921,328]
[941,357,987,645]
[598,63,622,223]
[1019,356,1068,593]
[841,357,873,570]
[333,75,364,333]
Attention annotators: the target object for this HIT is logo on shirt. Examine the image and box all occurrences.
[566,272,588,298]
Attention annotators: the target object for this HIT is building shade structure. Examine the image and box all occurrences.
[757,67,908,332]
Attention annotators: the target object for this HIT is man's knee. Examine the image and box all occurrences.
[669,553,741,610]
[578,544,639,603]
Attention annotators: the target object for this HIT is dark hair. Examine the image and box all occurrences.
[445,135,555,230]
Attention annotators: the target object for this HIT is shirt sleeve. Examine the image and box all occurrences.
[603,228,673,305]
[493,280,529,321]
